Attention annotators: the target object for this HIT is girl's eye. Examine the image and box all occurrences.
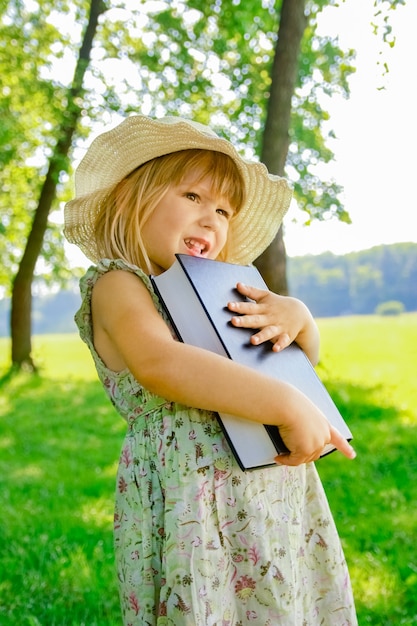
[186,192,198,201]
[217,208,232,219]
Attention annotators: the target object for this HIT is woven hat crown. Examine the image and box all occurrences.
[64,115,293,265]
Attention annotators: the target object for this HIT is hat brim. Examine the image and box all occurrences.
[64,116,292,266]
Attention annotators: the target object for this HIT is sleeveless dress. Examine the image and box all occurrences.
[76,258,357,626]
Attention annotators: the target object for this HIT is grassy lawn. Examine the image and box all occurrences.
[0,314,416,625]
[316,314,417,625]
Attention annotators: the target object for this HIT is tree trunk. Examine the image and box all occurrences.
[10,0,105,370]
[255,0,307,295]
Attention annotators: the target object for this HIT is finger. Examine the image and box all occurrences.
[330,426,356,459]
[230,312,265,329]
[275,426,356,467]
[277,432,356,466]
[274,453,303,466]
[271,333,291,352]
[250,327,283,346]
[274,450,320,466]
[227,300,261,316]
[234,282,269,302]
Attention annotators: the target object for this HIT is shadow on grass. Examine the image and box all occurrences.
[0,364,21,388]
[0,373,416,625]
[0,373,125,626]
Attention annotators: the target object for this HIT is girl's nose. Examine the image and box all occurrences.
[199,205,219,231]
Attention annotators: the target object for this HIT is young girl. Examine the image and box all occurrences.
[64,115,357,625]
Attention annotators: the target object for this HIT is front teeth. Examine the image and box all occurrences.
[185,238,206,253]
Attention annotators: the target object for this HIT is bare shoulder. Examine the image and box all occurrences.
[93,267,148,295]
[91,269,169,371]
[92,269,155,320]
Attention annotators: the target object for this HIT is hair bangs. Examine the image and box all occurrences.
[152,150,245,214]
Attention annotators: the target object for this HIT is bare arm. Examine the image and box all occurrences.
[92,271,355,465]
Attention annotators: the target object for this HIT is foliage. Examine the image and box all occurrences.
[371,0,407,80]
[0,0,71,288]
[375,300,405,316]
[137,0,356,220]
[0,0,92,293]
[288,242,417,316]
[1,315,417,624]
[289,0,354,222]
[0,0,357,295]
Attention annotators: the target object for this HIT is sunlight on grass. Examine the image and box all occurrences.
[317,313,417,416]
[58,545,96,592]
[100,460,120,479]
[33,334,98,380]
[0,334,98,380]
[80,497,114,528]
[352,556,398,606]
[11,464,44,480]
[0,337,10,372]
[0,434,15,449]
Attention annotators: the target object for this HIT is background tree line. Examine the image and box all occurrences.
[1,241,415,337]
[288,241,417,316]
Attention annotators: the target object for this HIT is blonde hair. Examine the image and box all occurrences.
[94,149,245,272]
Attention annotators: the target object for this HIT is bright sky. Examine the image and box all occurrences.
[65,0,417,267]
[284,0,417,256]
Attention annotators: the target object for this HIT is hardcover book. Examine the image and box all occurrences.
[151,254,352,471]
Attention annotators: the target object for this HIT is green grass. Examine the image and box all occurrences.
[0,336,123,625]
[0,314,417,625]
[316,313,417,625]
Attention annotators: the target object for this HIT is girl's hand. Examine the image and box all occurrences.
[276,423,356,466]
[227,283,320,365]
[271,386,356,465]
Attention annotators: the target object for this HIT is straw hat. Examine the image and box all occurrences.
[64,115,292,266]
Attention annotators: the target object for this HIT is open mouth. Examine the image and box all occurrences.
[184,238,209,256]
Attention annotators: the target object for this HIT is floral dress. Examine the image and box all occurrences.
[76,258,357,626]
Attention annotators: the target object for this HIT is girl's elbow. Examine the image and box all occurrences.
[131,357,182,401]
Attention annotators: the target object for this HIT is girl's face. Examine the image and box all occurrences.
[142,169,234,275]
